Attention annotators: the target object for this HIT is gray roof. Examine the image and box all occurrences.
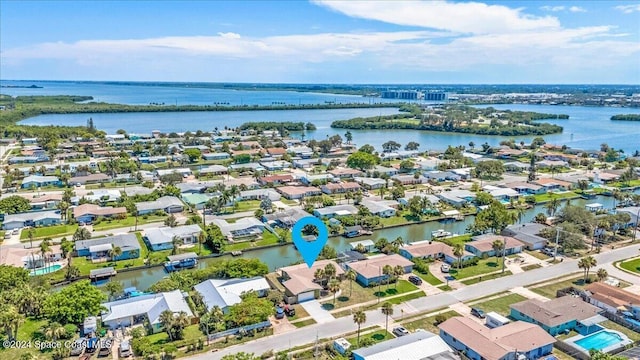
[4,210,60,224]
[136,196,184,212]
[503,223,549,247]
[194,277,270,311]
[314,204,358,216]
[75,233,140,253]
[145,225,202,245]
[263,208,310,226]
[353,330,458,360]
[102,290,192,325]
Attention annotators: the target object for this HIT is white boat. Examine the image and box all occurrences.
[431,229,452,238]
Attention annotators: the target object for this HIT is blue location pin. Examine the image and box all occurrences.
[292,216,329,268]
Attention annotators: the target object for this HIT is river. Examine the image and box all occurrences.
[111,192,637,291]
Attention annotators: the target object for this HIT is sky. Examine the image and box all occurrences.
[1,0,639,84]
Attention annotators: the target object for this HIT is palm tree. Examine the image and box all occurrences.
[39,238,52,272]
[197,231,206,254]
[597,268,608,282]
[392,236,404,249]
[453,243,464,270]
[0,305,24,341]
[578,256,597,283]
[381,302,393,334]
[314,268,326,286]
[108,246,122,262]
[201,305,224,345]
[346,269,356,298]
[352,310,367,347]
[329,278,341,304]
[491,239,504,265]
[383,265,393,290]
[393,265,404,289]
[105,281,124,301]
[545,197,560,217]
[58,201,70,221]
[324,263,337,282]
[159,310,176,341]
[44,322,66,341]
[172,311,190,340]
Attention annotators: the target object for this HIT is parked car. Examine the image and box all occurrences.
[440,263,451,273]
[284,305,295,317]
[392,326,410,337]
[275,306,285,319]
[69,338,86,356]
[471,307,486,319]
[408,275,423,285]
[98,338,112,357]
[85,337,98,353]
[119,340,132,358]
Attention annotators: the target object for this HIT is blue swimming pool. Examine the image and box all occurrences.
[575,331,624,351]
[30,264,63,276]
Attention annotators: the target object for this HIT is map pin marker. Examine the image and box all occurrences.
[292,216,329,268]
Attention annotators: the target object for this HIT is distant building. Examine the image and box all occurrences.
[510,296,602,335]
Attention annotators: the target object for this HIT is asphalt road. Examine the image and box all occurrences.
[197,243,640,360]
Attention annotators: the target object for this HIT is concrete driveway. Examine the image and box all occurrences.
[300,300,335,324]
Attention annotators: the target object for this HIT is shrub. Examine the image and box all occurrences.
[434,314,447,325]
[63,324,78,339]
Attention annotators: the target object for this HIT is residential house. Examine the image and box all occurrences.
[438,192,470,208]
[72,189,122,204]
[483,186,520,202]
[439,317,556,360]
[265,147,287,158]
[300,174,335,185]
[198,165,228,176]
[616,207,640,228]
[292,158,318,169]
[263,208,311,228]
[344,254,413,286]
[155,168,192,178]
[361,200,397,218]
[391,174,427,185]
[277,185,321,200]
[504,161,530,173]
[352,330,458,360]
[29,194,62,210]
[194,277,270,313]
[228,163,265,172]
[73,204,127,224]
[101,290,193,332]
[260,160,291,171]
[280,260,344,303]
[502,223,549,250]
[288,146,313,158]
[532,178,572,192]
[400,240,474,264]
[239,189,281,201]
[313,204,358,219]
[373,166,398,177]
[328,168,363,179]
[181,193,214,210]
[2,210,61,230]
[175,183,208,194]
[0,245,63,270]
[70,173,111,185]
[506,182,546,196]
[321,182,361,195]
[210,217,265,241]
[136,196,184,215]
[21,175,62,189]
[138,156,167,164]
[75,234,141,261]
[465,235,524,258]
[424,171,461,182]
[144,225,203,251]
[258,174,294,186]
[536,159,569,169]
[354,177,386,190]
[398,194,440,208]
[510,296,602,335]
[9,156,49,165]
[201,152,230,161]
[584,282,640,315]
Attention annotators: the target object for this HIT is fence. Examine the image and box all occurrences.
[554,341,589,360]
[207,320,271,341]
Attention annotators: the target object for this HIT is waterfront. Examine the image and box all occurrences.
[111,193,631,291]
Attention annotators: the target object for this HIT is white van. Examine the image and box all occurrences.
[119,340,132,358]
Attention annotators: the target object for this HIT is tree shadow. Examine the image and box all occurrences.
[372,333,386,341]
[338,296,349,302]
[487,262,498,268]
[373,291,386,297]
[385,289,398,295]
[322,303,335,310]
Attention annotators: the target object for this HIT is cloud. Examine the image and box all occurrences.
[615,4,640,13]
[569,6,587,13]
[540,5,565,12]
[313,0,559,34]
[217,32,241,39]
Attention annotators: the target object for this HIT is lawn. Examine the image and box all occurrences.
[440,234,472,246]
[233,200,261,212]
[528,275,593,299]
[346,329,393,348]
[533,191,580,203]
[379,213,417,227]
[460,270,512,285]
[1,318,48,360]
[322,279,419,311]
[470,293,528,316]
[20,223,79,240]
[291,319,317,328]
[402,310,458,334]
[620,257,640,274]
[448,257,505,279]
[525,250,550,261]
[225,230,281,252]
[600,320,640,342]
[521,264,542,271]
[413,270,443,286]
[92,214,167,231]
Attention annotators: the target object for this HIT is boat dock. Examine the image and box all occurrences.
[89,267,117,282]
[164,252,198,272]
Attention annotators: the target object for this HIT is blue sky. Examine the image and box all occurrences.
[1,1,639,83]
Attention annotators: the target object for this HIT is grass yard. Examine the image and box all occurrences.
[402,310,458,334]
[522,264,543,271]
[279,199,298,205]
[620,257,640,274]
[326,280,422,312]
[528,275,593,299]
[600,320,640,342]
[291,319,317,328]
[379,214,417,227]
[225,230,281,252]
[525,250,551,261]
[233,200,261,212]
[92,214,167,231]
[441,234,472,246]
[20,223,79,240]
[460,270,512,285]
[413,270,443,286]
[449,257,505,279]
[346,329,393,348]
[470,293,527,316]
[1,318,48,360]
[533,192,579,203]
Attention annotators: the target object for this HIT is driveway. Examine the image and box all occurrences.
[299,300,335,324]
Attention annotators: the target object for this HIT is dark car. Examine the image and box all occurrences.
[408,275,423,285]
[97,338,112,357]
[471,307,486,319]
[284,305,295,317]
[69,338,86,356]
[85,337,99,353]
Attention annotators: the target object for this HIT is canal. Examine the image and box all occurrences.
[109,192,635,291]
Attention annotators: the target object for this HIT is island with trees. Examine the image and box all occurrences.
[611,114,640,121]
[331,104,566,136]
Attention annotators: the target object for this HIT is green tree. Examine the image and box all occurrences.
[0,304,24,341]
[108,246,122,262]
[405,141,420,151]
[346,151,379,170]
[453,243,464,270]
[73,227,92,241]
[44,280,106,324]
[44,322,66,341]
[105,281,124,301]
[183,148,202,162]
[346,269,356,298]
[491,239,505,265]
[344,131,353,144]
[382,141,401,153]
[474,160,505,179]
[597,268,608,282]
[469,200,516,235]
[578,256,597,283]
[329,278,341,304]
[225,292,272,328]
[0,195,31,214]
[164,214,178,227]
[221,353,259,360]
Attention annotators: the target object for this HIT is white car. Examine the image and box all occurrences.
[440,263,451,273]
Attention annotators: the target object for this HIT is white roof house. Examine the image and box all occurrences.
[135,196,184,214]
[194,277,270,312]
[352,330,458,360]
[144,225,203,246]
[101,290,193,330]
[210,217,265,239]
